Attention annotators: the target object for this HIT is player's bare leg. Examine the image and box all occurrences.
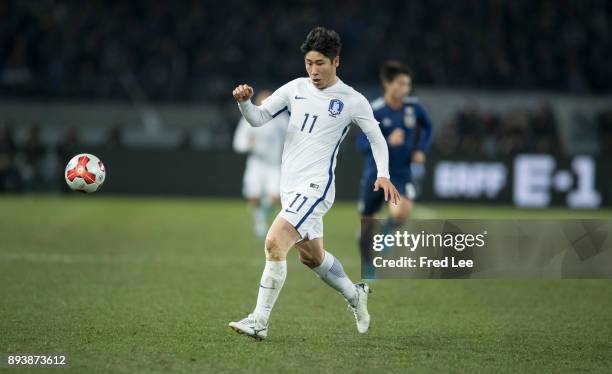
[295,237,372,333]
[229,216,299,340]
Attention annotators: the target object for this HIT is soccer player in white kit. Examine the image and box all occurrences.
[233,90,287,238]
[229,27,400,340]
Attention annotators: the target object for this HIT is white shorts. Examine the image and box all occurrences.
[278,191,333,240]
[242,162,280,199]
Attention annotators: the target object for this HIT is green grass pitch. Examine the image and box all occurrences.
[1,196,611,373]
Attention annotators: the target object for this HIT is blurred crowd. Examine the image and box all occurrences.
[598,110,612,157]
[1,0,611,102]
[435,104,561,157]
[1,124,83,192]
[435,105,612,158]
[3,104,611,192]
[0,121,204,192]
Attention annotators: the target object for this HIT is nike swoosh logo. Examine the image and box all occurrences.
[294,96,307,100]
[284,209,297,214]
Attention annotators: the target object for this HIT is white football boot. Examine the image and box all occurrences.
[349,283,372,333]
[229,314,268,340]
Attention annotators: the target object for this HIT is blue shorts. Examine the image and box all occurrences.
[358,174,415,216]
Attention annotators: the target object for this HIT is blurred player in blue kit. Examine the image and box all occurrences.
[357,61,433,278]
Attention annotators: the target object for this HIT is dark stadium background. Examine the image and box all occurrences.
[0,0,610,207]
[1,2,611,373]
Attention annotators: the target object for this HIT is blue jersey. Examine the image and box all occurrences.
[357,96,433,179]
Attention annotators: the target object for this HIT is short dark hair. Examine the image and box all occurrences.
[380,60,413,83]
[300,27,342,61]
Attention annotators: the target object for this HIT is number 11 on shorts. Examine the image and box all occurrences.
[285,193,308,214]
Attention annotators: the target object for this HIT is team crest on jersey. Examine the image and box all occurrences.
[328,99,344,117]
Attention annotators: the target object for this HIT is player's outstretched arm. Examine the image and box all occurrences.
[366,131,401,204]
[232,84,273,127]
[351,94,400,204]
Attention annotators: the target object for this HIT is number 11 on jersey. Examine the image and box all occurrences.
[300,113,318,133]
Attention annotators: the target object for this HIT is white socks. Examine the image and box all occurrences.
[252,251,356,324]
[312,250,358,307]
[253,260,287,325]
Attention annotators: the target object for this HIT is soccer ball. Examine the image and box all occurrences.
[64,153,106,193]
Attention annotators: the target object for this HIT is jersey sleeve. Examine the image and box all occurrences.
[356,129,372,153]
[237,100,273,127]
[351,94,390,178]
[237,79,297,127]
[260,79,297,118]
[415,103,433,152]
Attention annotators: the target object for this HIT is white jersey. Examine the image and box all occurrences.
[259,77,387,202]
[237,77,389,239]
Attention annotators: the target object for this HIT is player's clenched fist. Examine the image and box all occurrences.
[232,84,254,102]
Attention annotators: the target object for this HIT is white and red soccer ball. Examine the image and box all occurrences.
[64,153,106,193]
